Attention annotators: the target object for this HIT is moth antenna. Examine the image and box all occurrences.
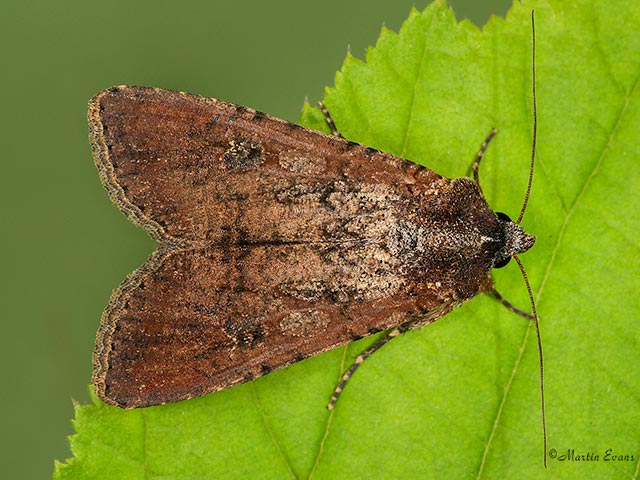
[514,11,547,468]
[517,10,536,225]
[513,254,546,468]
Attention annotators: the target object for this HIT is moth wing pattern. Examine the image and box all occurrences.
[90,86,437,246]
[90,86,497,407]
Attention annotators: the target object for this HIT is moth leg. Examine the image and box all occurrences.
[327,327,402,410]
[491,288,535,320]
[472,128,498,195]
[318,101,343,138]
[326,301,456,410]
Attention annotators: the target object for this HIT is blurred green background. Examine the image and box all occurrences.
[2,0,510,477]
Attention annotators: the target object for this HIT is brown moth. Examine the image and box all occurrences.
[90,86,536,410]
[90,11,547,467]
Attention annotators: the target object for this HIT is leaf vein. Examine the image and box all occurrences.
[399,13,434,158]
[537,66,640,302]
[250,383,298,479]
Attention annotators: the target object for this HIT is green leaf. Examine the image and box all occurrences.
[56,0,640,478]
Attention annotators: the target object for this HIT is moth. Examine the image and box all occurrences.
[89,8,549,465]
[90,22,546,469]
[90,85,539,408]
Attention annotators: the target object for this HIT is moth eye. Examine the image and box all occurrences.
[496,211,512,222]
[494,256,512,268]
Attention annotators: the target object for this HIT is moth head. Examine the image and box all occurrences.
[493,211,536,268]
